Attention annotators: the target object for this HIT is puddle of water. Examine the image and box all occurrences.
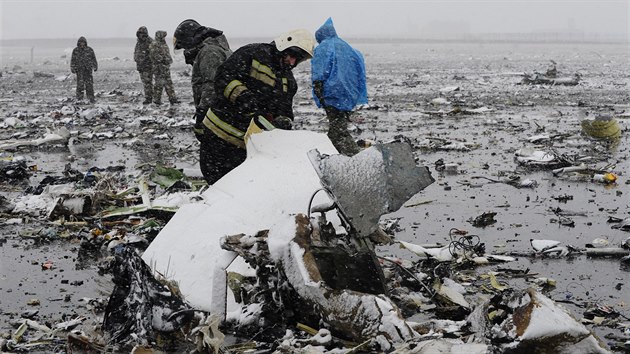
[0,227,112,333]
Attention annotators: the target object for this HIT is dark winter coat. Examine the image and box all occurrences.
[134,27,153,72]
[207,42,297,137]
[149,31,173,73]
[70,37,98,74]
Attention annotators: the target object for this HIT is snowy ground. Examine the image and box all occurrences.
[1,38,629,351]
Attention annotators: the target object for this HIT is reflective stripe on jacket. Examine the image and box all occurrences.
[204,42,297,145]
[202,109,275,148]
[203,108,246,148]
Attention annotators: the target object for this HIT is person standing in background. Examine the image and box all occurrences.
[134,26,153,105]
[149,30,179,105]
[70,36,98,103]
[311,18,367,156]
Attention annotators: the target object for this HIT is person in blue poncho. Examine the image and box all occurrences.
[312,17,368,156]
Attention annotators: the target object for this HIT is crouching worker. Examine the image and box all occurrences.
[196,29,315,185]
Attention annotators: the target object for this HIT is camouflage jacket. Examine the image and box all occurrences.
[149,31,173,71]
[192,34,232,109]
[134,37,153,72]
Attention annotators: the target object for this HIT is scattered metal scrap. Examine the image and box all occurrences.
[507,237,630,259]
[520,61,581,86]
[470,288,610,353]
[102,246,193,348]
[514,148,574,169]
[521,73,581,86]
[0,127,71,151]
[609,217,630,232]
[470,175,538,189]
[0,160,31,180]
[468,211,497,228]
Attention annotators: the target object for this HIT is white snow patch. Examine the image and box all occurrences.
[151,191,201,208]
[267,215,300,263]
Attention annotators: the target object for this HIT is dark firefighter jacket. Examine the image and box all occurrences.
[201,43,297,148]
[70,37,98,74]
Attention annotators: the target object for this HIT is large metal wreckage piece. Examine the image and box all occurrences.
[102,134,435,351]
[220,141,435,350]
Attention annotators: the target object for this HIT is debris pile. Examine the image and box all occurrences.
[520,61,581,86]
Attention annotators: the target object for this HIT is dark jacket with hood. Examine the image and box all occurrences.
[192,34,232,109]
[203,42,297,147]
[71,37,98,73]
[134,27,153,72]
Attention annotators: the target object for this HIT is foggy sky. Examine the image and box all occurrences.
[1,0,628,41]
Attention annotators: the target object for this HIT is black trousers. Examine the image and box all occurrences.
[199,135,247,185]
[76,70,94,100]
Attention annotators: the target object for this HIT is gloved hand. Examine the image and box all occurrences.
[273,115,292,130]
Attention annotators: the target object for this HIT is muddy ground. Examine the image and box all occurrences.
[1,38,629,352]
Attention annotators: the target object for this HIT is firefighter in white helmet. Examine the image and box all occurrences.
[196,29,315,185]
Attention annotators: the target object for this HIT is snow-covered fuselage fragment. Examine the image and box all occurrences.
[308,141,434,236]
[142,130,340,315]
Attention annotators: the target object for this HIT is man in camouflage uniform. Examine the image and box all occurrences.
[70,36,98,103]
[134,26,153,105]
[173,19,232,140]
[149,30,179,105]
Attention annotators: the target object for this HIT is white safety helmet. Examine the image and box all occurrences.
[274,29,315,59]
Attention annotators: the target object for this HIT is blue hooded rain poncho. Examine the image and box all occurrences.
[311,18,368,112]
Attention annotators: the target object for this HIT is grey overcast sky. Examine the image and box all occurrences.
[1,0,628,40]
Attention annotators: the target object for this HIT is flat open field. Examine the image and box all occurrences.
[1,38,629,352]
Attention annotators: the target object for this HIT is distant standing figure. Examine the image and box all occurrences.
[70,36,98,103]
[134,26,153,104]
[311,18,367,156]
[173,19,232,140]
[149,30,179,105]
